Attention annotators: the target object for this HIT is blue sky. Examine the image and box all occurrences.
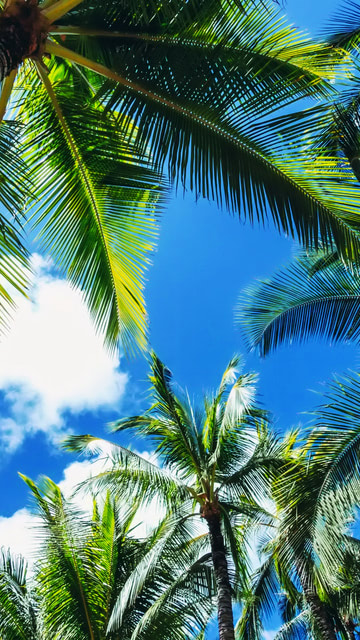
[0,0,357,635]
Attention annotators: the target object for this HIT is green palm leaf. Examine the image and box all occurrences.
[0,118,31,335]
[273,610,311,640]
[43,0,360,263]
[15,61,163,354]
[237,252,360,356]
[0,548,38,640]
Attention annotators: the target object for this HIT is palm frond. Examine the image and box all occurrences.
[63,434,190,506]
[16,59,163,354]
[0,548,37,640]
[43,0,360,262]
[324,1,360,52]
[109,510,213,639]
[238,252,360,356]
[236,554,279,640]
[0,117,31,335]
[274,610,311,640]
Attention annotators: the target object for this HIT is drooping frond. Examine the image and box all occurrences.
[324,0,360,52]
[238,252,360,356]
[236,554,280,640]
[21,474,100,640]
[273,610,311,640]
[302,374,360,568]
[14,60,163,354]
[0,117,31,335]
[42,0,360,263]
[109,509,214,639]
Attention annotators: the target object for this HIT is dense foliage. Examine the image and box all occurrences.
[0,0,360,353]
[3,0,360,639]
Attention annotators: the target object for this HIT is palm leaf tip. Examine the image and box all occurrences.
[62,434,99,453]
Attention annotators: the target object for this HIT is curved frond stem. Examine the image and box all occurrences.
[0,69,17,123]
[35,62,100,221]
[40,0,60,9]
[44,39,208,113]
[42,0,84,23]
[49,26,166,39]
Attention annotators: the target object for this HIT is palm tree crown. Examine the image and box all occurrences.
[0,0,359,353]
[65,352,284,640]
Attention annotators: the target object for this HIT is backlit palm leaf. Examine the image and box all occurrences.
[20,473,213,640]
[15,61,162,354]
[0,548,38,640]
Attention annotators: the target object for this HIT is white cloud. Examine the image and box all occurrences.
[0,254,128,452]
[0,508,38,562]
[263,631,277,640]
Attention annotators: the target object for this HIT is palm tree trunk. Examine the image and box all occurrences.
[0,22,26,80]
[300,578,337,640]
[206,512,235,640]
[344,618,356,640]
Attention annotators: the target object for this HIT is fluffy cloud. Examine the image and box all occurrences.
[0,508,37,561]
[0,255,128,452]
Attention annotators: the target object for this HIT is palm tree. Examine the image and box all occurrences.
[64,352,284,640]
[240,548,360,640]
[237,251,360,356]
[235,427,344,640]
[0,0,360,353]
[0,473,215,639]
[277,373,360,639]
[236,420,360,640]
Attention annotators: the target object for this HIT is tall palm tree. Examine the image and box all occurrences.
[0,0,360,353]
[239,546,360,640]
[65,352,284,640]
[237,419,360,640]
[0,473,215,639]
[235,428,345,640]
